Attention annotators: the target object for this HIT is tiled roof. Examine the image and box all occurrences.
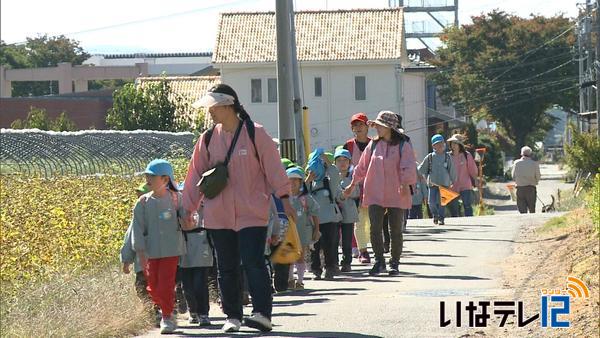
[214,8,405,63]
[136,76,220,129]
[100,52,212,59]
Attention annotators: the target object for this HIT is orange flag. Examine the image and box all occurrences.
[439,186,460,206]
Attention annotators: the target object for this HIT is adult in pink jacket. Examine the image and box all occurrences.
[447,134,478,217]
[181,84,295,333]
[343,111,417,277]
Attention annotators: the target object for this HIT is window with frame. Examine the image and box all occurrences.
[314,77,322,97]
[251,79,262,103]
[354,76,366,101]
[267,78,278,103]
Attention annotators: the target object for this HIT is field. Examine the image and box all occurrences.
[0,158,190,337]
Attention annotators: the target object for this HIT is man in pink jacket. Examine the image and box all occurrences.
[181,84,295,333]
[343,111,417,277]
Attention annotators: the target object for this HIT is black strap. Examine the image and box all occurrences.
[204,118,258,160]
[224,121,243,166]
[310,176,334,204]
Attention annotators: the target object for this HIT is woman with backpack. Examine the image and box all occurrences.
[343,111,417,277]
[446,134,478,217]
[181,84,295,333]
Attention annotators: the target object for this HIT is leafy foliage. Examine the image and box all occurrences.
[0,35,90,97]
[564,125,600,175]
[10,107,77,131]
[430,12,577,152]
[106,79,203,132]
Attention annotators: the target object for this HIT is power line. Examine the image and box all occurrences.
[8,0,256,45]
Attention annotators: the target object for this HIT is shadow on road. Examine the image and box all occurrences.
[175,330,382,337]
[398,271,489,280]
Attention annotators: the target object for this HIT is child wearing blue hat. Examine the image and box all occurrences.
[130,159,186,334]
[286,167,320,289]
[334,148,359,272]
[418,135,457,225]
[306,148,342,280]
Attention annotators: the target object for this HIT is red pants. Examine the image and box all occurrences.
[144,256,179,318]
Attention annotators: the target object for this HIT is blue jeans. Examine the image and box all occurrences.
[448,190,474,217]
[408,204,423,219]
[208,226,272,320]
[428,186,445,220]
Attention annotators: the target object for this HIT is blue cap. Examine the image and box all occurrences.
[431,134,444,145]
[286,167,305,180]
[334,148,352,160]
[143,159,179,191]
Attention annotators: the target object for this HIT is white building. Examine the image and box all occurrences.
[212,8,435,159]
[84,52,214,76]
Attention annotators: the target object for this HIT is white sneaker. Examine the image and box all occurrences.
[244,313,272,332]
[222,318,241,333]
[199,315,211,326]
[160,316,177,334]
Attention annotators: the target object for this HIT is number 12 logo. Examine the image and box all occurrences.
[541,295,570,328]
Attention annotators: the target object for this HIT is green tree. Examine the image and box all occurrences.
[430,12,578,153]
[106,79,195,132]
[0,35,90,97]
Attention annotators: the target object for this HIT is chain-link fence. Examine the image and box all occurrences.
[0,129,195,177]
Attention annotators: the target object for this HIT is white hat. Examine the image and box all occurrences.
[192,92,236,108]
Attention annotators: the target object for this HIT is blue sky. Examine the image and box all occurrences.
[1,0,580,54]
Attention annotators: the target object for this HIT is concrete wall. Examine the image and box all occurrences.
[218,62,429,159]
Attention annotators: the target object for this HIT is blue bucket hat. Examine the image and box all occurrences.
[143,159,179,191]
[431,134,445,145]
[286,167,305,180]
[334,148,352,160]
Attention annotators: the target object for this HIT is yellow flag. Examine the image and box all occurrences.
[272,219,302,264]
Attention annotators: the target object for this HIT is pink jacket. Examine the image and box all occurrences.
[352,139,417,209]
[182,122,291,231]
[450,151,478,192]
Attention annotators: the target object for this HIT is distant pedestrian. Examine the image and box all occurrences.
[447,134,478,217]
[511,146,541,213]
[418,135,457,225]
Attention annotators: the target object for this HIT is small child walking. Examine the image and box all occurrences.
[179,202,214,327]
[334,149,359,272]
[286,167,320,289]
[131,159,186,334]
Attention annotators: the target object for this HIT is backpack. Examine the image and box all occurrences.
[426,152,451,176]
[310,176,335,205]
[204,118,258,160]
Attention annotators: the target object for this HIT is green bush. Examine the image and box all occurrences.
[564,125,600,175]
[586,173,600,234]
[10,107,76,131]
[477,133,504,178]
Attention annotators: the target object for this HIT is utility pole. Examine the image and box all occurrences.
[578,15,585,133]
[289,0,306,165]
[596,0,600,137]
[275,0,296,162]
[586,0,595,129]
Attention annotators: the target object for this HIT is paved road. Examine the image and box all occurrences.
[140,212,562,338]
[140,164,570,337]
